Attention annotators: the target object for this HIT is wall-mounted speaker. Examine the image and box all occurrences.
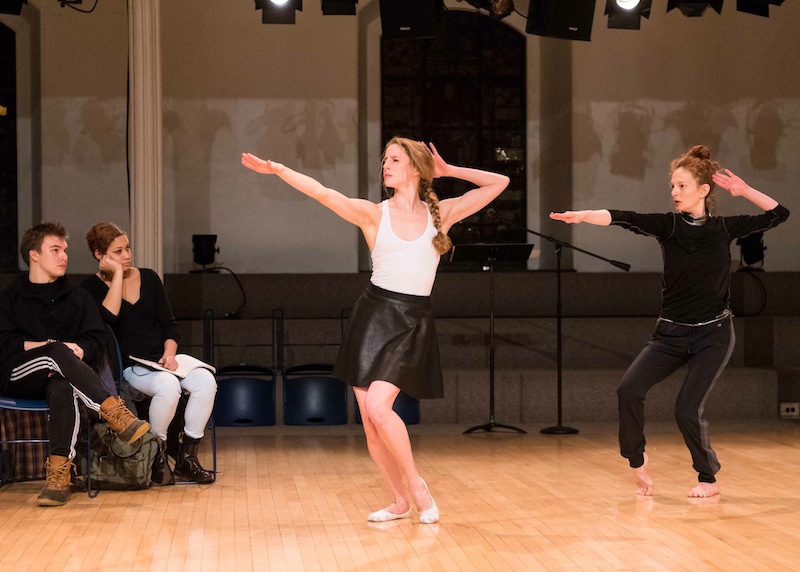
[526,0,597,42]
[379,0,443,40]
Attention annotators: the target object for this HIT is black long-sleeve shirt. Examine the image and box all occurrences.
[0,273,107,369]
[609,204,789,323]
[80,268,180,368]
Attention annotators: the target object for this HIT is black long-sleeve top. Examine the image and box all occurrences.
[609,204,789,323]
[80,268,180,368]
[0,273,107,369]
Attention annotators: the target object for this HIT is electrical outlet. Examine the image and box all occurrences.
[779,402,800,418]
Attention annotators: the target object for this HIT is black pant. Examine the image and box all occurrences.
[1,343,111,459]
[617,316,734,483]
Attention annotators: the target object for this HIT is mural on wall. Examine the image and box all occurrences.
[572,95,800,272]
[163,101,232,269]
[75,98,126,168]
[746,99,784,172]
[610,103,654,180]
[164,97,361,274]
[244,101,355,183]
[664,101,737,159]
[573,102,602,164]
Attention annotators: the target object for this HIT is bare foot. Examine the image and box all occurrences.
[633,453,654,496]
[688,482,719,498]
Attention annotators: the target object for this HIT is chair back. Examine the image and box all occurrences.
[283,364,348,426]
[214,365,276,426]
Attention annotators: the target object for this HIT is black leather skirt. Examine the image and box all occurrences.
[333,283,444,400]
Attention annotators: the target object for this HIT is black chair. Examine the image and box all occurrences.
[0,397,52,487]
[283,364,348,425]
[214,365,276,426]
[1,395,97,496]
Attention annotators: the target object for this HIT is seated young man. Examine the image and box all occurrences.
[0,222,150,506]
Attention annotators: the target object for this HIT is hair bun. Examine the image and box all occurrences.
[687,144,711,161]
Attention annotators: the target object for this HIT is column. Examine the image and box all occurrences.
[128,0,162,275]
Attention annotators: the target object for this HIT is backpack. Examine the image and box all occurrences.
[78,422,158,490]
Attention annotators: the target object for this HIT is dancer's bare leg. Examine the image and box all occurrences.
[363,381,433,513]
[633,453,654,496]
[354,386,411,516]
[688,482,719,498]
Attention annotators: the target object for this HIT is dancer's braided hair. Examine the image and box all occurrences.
[382,136,452,255]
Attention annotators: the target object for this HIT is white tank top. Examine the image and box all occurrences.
[370,200,441,296]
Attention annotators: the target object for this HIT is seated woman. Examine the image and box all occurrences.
[81,222,216,485]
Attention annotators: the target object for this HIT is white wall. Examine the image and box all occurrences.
[160,0,361,274]
[10,0,800,273]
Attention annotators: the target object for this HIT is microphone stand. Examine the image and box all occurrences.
[450,243,534,435]
[500,217,630,435]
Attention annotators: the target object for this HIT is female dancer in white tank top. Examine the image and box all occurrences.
[242,137,509,523]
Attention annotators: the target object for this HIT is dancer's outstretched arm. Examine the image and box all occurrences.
[549,210,612,226]
[242,152,379,233]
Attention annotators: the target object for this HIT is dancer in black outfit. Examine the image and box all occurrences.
[550,145,789,498]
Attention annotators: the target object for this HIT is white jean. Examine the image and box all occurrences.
[123,365,217,440]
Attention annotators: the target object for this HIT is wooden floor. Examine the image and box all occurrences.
[2,419,799,571]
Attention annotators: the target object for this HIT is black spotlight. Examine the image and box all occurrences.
[667,0,723,16]
[379,0,444,40]
[737,232,765,269]
[737,0,784,17]
[322,0,357,15]
[192,234,219,267]
[0,0,26,15]
[255,0,303,24]
[605,0,653,29]
[527,0,597,42]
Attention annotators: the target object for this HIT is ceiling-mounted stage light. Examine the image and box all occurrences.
[737,0,784,17]
[465,0,515,20]
[255,0,303,24]
[527,0,597,42]
[605,0,653,29]
[0,0,26,15]
[322,0,357,15]
[667,0,724,17]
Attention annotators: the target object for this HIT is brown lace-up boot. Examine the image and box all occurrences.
[99,396,151,444]
[37,455,74,507]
